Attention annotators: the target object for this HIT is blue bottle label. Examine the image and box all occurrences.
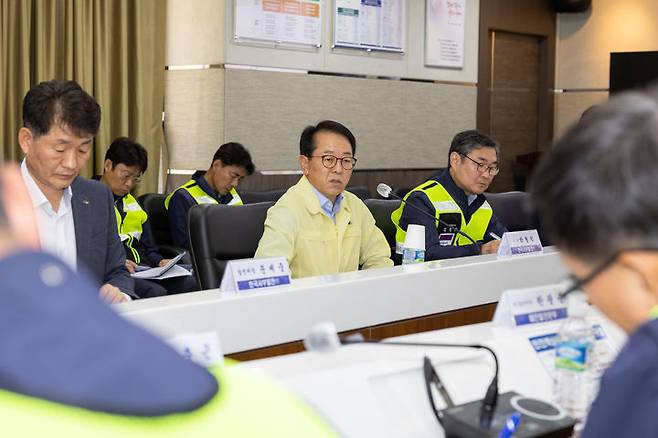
[555,341,589,372]
[402,248,425,264]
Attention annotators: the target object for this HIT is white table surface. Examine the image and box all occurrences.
[117,249,568,354]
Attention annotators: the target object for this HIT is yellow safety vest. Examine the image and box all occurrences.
[0,363,336,437]
[115,193,148,264]
[164,180,243,209]
[391,180,493,253]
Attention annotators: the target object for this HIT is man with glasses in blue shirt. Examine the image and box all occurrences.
[392,130,507,261]
[255,120,392,278]
[529,89,658,438]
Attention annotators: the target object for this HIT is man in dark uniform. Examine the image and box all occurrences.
[165,142,255,250]
[392,130,507,261]
[99,137,197,298]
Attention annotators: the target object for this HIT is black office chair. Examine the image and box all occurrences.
[188,202,274,290]
[138,193,190,263]
[240,188,287,204]
[393,187,411,199]
[346,185,370,200]
[365,199,401,257]
[485,191,551,245]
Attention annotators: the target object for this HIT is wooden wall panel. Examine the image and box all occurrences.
[477,0,556,191]
[488,32,540,192]
[228,303,497,362]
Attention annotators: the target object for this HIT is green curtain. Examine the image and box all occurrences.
[0,0,166,194]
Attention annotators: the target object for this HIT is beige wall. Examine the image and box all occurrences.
[224,69,476,170]
[166,0,224,66]
[165,0,481,171]
[555,0,658,136]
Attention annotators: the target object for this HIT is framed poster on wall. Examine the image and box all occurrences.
[333,0,405,53]
[235,0,323,47]
[425,0,466,68]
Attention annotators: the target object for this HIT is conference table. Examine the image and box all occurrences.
[118,248,568,359]
[244,310,625,437]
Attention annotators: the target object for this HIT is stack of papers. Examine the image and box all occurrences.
[131,252,191,280]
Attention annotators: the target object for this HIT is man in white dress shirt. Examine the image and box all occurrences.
[17,80,134,303]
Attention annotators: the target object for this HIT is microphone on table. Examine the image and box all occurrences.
[304,322,499,430]
[376,183,480,249]
[304,322,578,437]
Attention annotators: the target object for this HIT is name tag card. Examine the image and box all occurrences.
[220,257,291,293]
[493,285,567,328]
[497,230,543,258]
[167,331,223,367]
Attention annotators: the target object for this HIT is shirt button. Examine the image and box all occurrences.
[39,263,65,287]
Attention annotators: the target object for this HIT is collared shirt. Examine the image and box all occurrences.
[21,160,77,270]
[255,176,392,278]
[310,185,344,223]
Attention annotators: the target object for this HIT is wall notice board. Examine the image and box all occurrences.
[425,0,466,68]
[333,0,405,52]
[234,0,323,47]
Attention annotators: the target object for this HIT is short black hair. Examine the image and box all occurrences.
[212,142,255,175]
[104,137,148,173]
[22,80,101,138]
[299,120,356,157]
[529,88,658,264]
[448,130,499,167]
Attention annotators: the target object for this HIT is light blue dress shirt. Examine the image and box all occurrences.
[310,185,344,223]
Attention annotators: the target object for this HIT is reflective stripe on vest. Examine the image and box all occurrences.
[391,181,493,253]
[115,193,148,264]
[0,364,337,437]
[164,180,243,209]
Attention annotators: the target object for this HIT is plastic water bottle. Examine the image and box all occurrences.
[553,295,595,420]
[402,224,425,264]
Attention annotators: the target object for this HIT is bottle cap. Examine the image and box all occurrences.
[567,293,589,317]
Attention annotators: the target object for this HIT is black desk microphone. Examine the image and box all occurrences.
[376,183,480,249]
[304,322,499,429]
[304,322,577,437]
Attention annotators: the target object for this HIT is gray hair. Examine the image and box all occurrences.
[447,130,500,167]
[529,87,658,263]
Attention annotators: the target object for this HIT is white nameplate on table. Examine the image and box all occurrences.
[493,284,567,328]
[167,331,223,367]
[220,257,291,293]
[497,229,543,258]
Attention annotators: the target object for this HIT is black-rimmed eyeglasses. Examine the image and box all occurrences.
[308,155,357,170]
[459,153,499,176]
[560,247,658,299]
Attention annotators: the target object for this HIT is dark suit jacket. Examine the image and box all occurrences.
[71,177,135,297]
